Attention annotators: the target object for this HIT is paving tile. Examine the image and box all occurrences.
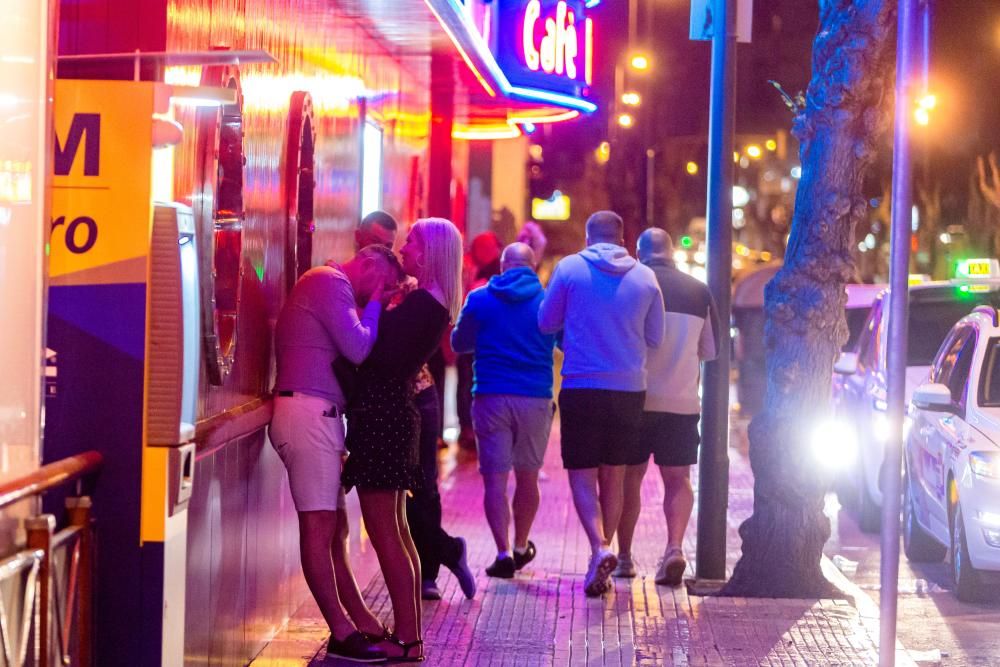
[253,416,891,666]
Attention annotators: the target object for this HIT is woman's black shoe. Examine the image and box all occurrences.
[385,636,425,663]
[485,555,516,578]
[513,541,537,570]
[326,631,387,663]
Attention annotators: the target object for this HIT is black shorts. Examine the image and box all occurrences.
[631,411,701,467]
[558,388,645,469]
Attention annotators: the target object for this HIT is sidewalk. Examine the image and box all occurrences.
[252,417,909,666]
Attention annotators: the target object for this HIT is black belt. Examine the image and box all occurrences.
[275,391,341,418]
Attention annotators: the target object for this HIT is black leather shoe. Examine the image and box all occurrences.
[513,541,537,570]
[326,631,387,663]
[485,555,515,578]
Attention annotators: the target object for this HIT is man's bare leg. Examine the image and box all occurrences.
[298,511,357,639]
[616,461,649,559]
[512,469,541,550]
[483,471,512,553]
[567,468,606,553]
[331,507,383,636]
[659,466,694,549]
[598,464,626,548]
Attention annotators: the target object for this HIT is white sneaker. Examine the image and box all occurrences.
[613,553,636,578]
[584,549,618,597]
[654,547,687,587]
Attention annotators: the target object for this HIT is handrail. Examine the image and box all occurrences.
[195,398,273,459]
[0,451,103,510]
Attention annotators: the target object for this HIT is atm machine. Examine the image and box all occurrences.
[45,79,201,666]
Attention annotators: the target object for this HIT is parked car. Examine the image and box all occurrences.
[832,262,1000,532]
[904,303,1000,601]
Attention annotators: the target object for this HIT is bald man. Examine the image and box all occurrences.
[451,242,557,578]
[613,228,718,586]
[538,211,665,597]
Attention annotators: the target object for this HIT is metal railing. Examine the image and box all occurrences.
[0,451,102,667]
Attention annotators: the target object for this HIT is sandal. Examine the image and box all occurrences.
[385,634,425,663]
[361,622,392,644]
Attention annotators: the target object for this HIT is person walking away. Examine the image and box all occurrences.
[538,211,664,597]
[614,229,718,586]
[269,247,402,662]
[341,218,465,663]
[456,231,503,455]
[356,211,475,602]
[451,243,556,578]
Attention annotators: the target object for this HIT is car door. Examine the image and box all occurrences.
[926,327,977,538]
[910,329,962,526]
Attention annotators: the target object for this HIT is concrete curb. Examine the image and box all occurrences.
[822,553,919,667]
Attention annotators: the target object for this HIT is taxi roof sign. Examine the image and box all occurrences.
[956,258,1000,279]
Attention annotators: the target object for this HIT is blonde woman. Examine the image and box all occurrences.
[342,218,463,663]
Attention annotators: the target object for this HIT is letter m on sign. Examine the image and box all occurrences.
[55,113,101,176]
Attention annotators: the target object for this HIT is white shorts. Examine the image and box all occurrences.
[268,394,347,512]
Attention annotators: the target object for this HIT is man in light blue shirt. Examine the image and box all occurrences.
[538,211,664,597]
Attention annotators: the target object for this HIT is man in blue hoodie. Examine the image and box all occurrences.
[452,242,557,579]
[538,211,665,597]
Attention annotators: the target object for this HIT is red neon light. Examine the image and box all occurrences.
[585,18,593,85]
[522,0,586,82]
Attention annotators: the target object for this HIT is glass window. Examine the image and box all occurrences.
[980,339,1000,407]
[908,288,1000,365]
[931,329,967,387]
[948,332,977,409]
[856,302,880,371]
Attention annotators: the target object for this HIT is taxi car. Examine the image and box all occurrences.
[904,298,1000,601]
[832,261,1000,532]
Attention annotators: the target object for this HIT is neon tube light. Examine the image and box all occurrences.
[423,0,497,97]
[428,0,597,114]
[454,125,522,140]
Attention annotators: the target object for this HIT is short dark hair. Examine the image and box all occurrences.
[360,210,398,233]
[585,210,624,243]
[357,243,404,281]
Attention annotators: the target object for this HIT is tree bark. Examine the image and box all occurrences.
[723,0,895,598]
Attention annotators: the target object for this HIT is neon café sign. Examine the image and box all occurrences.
[438,0,598,113]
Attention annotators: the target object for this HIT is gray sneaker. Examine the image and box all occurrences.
[584,549,618,597]
[612,554,636,578]
[654,547,687,587]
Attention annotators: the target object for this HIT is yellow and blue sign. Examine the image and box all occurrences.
[44,79,165,664]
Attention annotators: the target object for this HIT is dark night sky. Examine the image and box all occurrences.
[536,1,1000,239]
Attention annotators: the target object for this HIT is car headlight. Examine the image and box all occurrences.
[970,451,1000,480]
[810,419,858,471]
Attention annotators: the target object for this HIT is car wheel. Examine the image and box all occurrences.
[902,472,946,562]
[951,503,985,603]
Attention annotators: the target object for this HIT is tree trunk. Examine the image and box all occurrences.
[723,0,895,598]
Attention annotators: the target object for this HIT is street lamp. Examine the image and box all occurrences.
[746,144,762,159]
[629,54,650,71]
[617,113,635,128]
[914,93,936,126]
[621,92,641,106]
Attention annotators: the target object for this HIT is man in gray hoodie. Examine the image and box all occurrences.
[538,211,665,596]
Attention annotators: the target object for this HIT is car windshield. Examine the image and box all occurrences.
[908,288,1000,365]
[982,338,1000,407]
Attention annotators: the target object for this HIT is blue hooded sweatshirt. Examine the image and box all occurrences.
[538,243,664,391]
[451,266,556,398]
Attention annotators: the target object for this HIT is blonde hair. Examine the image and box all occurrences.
[412,217,463,321]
